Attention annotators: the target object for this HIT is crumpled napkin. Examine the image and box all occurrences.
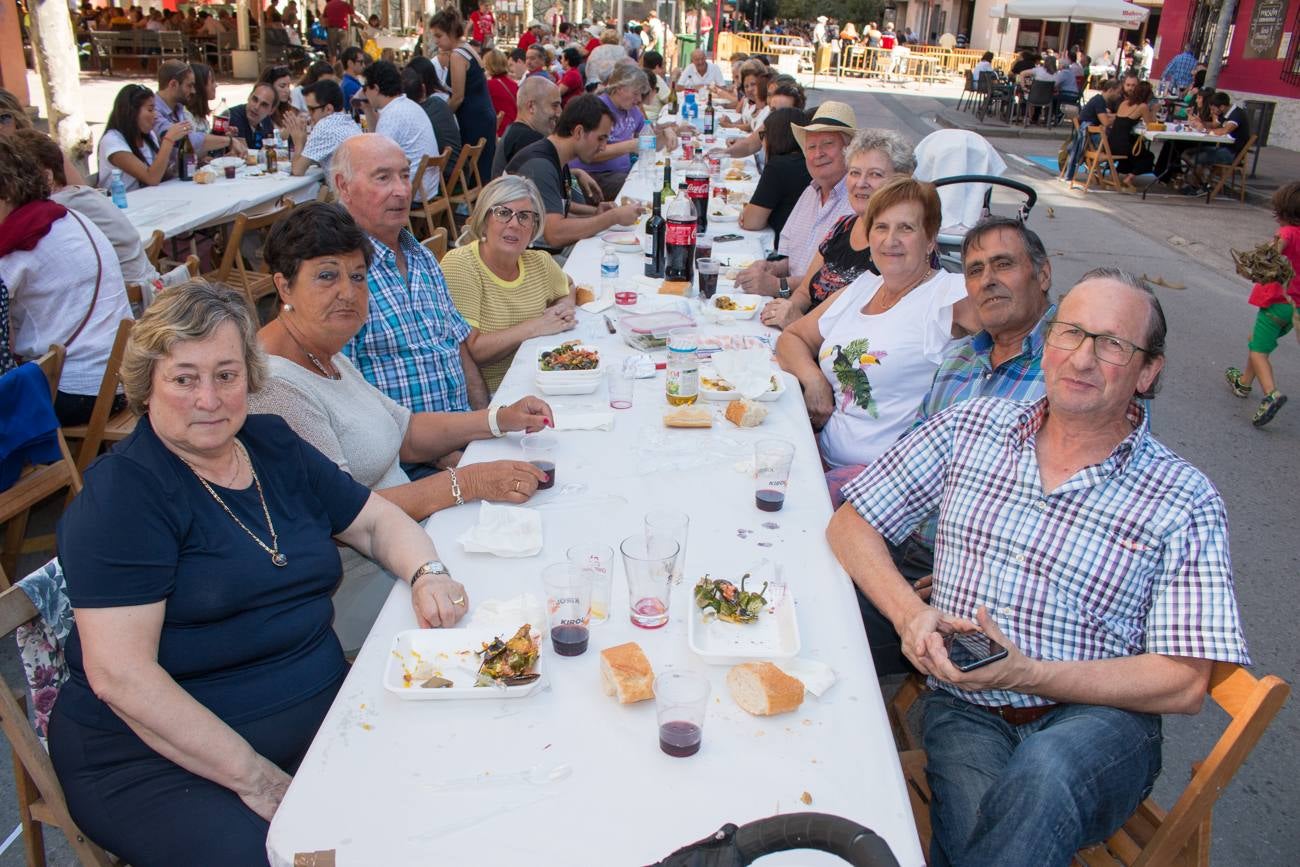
[628,353,658,379]
[580,294,613,314]
[468,593,548,631]
[711,348,774,399]
[551,408,614,431]
[457,502,543,557]
[773,658,837,698]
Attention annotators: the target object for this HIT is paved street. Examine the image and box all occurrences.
[3,73,1296,865]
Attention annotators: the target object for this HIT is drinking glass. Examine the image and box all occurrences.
[645,508,689,584]
[608,360,635,409]
[620,534,679,629]
[541,562,591,656]
[696,258,720,300]
[567,544,614,624]
[655,669,711,757]
[520,431,558,490]
[754,439,795,512]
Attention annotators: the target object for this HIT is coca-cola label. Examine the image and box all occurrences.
[666,219,696,247]
[686,175,709,200]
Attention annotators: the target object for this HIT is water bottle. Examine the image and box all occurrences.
[109,169,127,209]
[600,247,619,295]
[638,120,656,181]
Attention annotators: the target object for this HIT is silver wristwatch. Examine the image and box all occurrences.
[777,277,792,299]
[410,560,450,587]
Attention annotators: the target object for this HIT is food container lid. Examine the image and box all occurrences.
[619,310,696,335]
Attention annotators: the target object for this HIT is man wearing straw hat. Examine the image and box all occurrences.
[736,101,857,299]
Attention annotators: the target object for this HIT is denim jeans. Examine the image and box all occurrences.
[921,690,1162,867]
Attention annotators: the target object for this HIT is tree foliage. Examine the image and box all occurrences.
[773,0,885,25]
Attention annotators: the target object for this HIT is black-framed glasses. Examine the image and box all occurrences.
[304,103,325,114]
[1045,321,1149,366]
[488,205,539,227]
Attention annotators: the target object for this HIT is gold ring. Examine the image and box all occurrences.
[451,596,465,606]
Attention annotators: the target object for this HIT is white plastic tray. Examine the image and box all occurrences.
[534,376,601,396]
[699,368,787,402]
[708,293,762,320]
[688,590,801,664]
[383,628,546,700]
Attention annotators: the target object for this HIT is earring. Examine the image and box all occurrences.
[282,302,293,311]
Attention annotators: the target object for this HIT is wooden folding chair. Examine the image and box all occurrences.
[1205,136,1256,205]
[61,319,137,475]
[204,199,296,316]
[142,229,165,271]
[447,137,487,214]
[420,227,449,262]
[0,348,83,583]
[1071,125,1123,193]
[898,663,1290,867]
[0,582,116,866]
[409,148,455,240]
[316,184,336,204]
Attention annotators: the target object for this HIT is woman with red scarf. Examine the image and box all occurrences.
[0,138,133,424]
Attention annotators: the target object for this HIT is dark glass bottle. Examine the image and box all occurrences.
[176,133,192,181]
[644,191,666,278]
[660,163,674,205]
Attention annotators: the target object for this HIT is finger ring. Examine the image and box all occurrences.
[451,596,466,606]
[513,480,521,493]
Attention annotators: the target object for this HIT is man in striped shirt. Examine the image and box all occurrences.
[828,269,1249,867]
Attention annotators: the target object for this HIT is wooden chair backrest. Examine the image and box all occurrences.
[1224,136,1257,172]
[143,228,165,270]
[0,584,115,866]
[420,228,449,262]
[211,200,297,284]
[450,137,487,203]
[410,149,451,205]
[66,319,135,473]
[34,345,64,403]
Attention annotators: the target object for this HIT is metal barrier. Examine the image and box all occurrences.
[715,32,1015,79]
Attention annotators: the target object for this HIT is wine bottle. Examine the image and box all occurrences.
[176,132,192,182]
[660,163,674,205]
[644,191,666,278]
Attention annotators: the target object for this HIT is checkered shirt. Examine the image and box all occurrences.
[778,176,854,280]
[1161,51,1198,89]
[843,396,1250,709]
[344,228,471,414]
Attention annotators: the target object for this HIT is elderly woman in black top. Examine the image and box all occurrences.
[50,281,468,866]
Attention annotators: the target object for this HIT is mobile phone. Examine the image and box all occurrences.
[712,233,743,242]
[944,631,1008,672]
[765,252,789,262]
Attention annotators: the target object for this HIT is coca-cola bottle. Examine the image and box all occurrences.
[664,185,696,284]
[685,154,709,233]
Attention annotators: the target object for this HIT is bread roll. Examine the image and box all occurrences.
[574,285,596,306]
[663,405,713,428]
[724,398,768,428]
[600,642,654,704]
[659,280,690,296]
[727,662,804,716]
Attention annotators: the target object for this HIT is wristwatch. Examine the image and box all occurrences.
[777,278,792,299]
[409,560,451,587]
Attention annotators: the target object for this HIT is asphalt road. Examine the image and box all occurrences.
[2,79,1295,866]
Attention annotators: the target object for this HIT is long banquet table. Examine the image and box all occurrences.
[266,140,924,867]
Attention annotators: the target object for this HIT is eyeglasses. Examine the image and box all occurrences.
[0,113,13,126]
[1045,321,1149,366]
[305,103,324,114]
[488,205,540,227]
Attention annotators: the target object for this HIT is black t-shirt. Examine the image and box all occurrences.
[1010,57,1034,76]
[1078,93,1112,128]
[506,137,571,216]
[492,122,543,179]
[808,215,877,309]
[749,151,812,250]
[1223,106,1251,155]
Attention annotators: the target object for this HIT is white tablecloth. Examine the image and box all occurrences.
[122,166,322,242]
[265,145,924,867]
[1139,128,1234,144]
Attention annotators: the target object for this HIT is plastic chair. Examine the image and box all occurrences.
[957,70,977,112]
[1022,79,1055,128]
[1205,135,1256,204]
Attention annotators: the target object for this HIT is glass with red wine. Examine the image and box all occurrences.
[541,562,592,657]
[619,534,679,629]
[754,439,795,512]
[520,431,558,490]
[654,669,711,757]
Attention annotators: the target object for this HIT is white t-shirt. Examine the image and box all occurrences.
[96,128,159,192]
[742,101,771,131]
[815,269,965,468]
[375,94,440,201]
[677,62,726,89]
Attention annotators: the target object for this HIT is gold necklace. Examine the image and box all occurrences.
[185,441,287,567]
[871,267,936,314]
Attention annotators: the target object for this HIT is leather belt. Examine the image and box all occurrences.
[974,702,1060,726]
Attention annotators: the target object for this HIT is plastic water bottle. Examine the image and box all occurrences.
[600,246,619,295]
[638,119,656,181]
[109,169,127,209]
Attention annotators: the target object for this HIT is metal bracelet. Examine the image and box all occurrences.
[447,466,464,506]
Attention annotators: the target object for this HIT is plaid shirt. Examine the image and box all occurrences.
[844,396,1250,708]
[1161,51,1198,89]
[344,228,471,414]
[778,176,854,280]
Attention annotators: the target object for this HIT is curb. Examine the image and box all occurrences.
[934,111,1068,141]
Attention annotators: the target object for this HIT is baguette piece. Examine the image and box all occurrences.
[600,642,655,704]
[574,284,596,306]
[663,405,713,428]
[727,662,804,716]
[659,280,690,296]
[724,398,768,428]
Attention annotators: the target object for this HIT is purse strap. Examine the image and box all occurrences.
[63,211,104,350]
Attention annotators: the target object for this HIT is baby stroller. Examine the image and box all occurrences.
[649,812,901,866]
[913,129,1037,273]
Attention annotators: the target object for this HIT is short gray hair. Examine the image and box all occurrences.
[845,128,916,175]
[121,280,267,416]
[961,216,1050,277]
[467,175,546,245]
[604,63,649,96]
[1075,266,1167,398]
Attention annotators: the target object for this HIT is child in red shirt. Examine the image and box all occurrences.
[1225,181,1300,426]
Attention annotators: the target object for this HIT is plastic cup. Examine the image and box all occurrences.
[696,258,720,300]
[620,534,679,629]
[566,544,614,624]
[644,508,689,585]
[608,362,635,409]
[520,431,558,490]
[541,562,592,656]
[655,669,711,757]
[754,439,795,512]
[223,164,237,179]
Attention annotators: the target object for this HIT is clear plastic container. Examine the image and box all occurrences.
[665,328,699,406]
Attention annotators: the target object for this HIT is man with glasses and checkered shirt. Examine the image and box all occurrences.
[827,268,1250,867]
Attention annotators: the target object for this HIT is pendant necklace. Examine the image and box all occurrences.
[282,318,341,381]
[185,440,288,567]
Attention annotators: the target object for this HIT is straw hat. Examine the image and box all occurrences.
[527,18,543,28]
[791,101,858,150]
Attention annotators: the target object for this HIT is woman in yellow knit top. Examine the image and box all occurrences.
[443,175,577,394]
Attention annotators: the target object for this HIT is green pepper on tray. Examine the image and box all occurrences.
[694,573,769,624]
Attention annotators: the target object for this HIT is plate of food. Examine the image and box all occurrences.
[688,575,800,664]
[209,155,244,170]
[709,205,740,223]
[536,340,601,373]
[710,293,762,319]
[723,169,753,182]
[601,231,643,249]
[384,625,546,700]
[699,368,786,401]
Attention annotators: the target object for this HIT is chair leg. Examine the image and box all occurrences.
[12,749,47,867]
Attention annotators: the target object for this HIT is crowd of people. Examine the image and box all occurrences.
[0,16,1267,867]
